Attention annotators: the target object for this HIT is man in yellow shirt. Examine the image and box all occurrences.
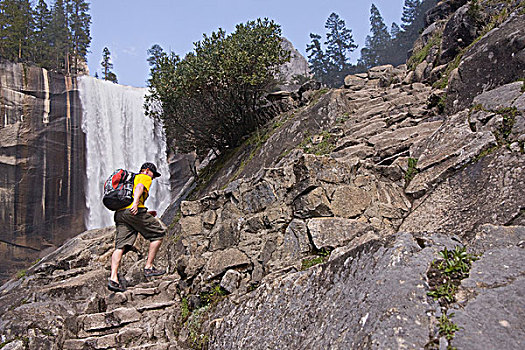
[108,162,166,293]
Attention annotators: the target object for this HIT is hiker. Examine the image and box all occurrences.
[108,162,166,292]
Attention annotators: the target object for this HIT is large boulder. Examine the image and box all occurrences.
[206,227,524,349]
[447,13,525,111]
[401,148,525,238]
[439,4,486,63]
[454,224,525,350]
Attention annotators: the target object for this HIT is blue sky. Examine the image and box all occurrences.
[86,0,405,87]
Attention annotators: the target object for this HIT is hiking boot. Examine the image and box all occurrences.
[144,266,165,278]
[108,279,126,293]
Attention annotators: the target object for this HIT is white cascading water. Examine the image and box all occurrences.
[79,76,171,229]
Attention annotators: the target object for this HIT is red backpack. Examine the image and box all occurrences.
[102,169,136,210]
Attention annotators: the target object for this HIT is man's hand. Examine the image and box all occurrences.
[130,203,139,215]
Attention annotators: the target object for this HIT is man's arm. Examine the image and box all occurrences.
[130,183,145,215]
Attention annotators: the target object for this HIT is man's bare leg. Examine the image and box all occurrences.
[110,248,125,282]
[145,239,163,269]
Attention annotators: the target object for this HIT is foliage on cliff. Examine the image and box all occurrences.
[145,18,290,157]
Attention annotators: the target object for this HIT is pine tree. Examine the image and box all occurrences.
[33,0,52,66]
[358,4,392,69]
[324,12,357,73]
[0,0,91,73]
[399,0,429,54]
[66,0,91,73]
[306,33,327,83]
[401,0,420,31]
[49,0,70,71]
[305,13,358,87]
[147,44,166,67]
[101,47,117,83]
[0,0,34,62]
[391,22,401,39]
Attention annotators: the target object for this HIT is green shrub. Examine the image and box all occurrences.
[186,304,210,349]
[302,131,337,155]
[301,248,330,270]
[404,158,419,183]
[435,246,479,278]
[181,297,190,321]
[427,246,479,305]
[473,145,498,163]
[200,285,227,307]
[437,94,447,113]
[438,313,461,341]
[496,107,517,142]
[427,281,456,303]
[146,19,290,157]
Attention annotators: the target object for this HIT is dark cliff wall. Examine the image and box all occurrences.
[0,59,86,282]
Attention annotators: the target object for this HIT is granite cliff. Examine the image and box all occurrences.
[0,59,86,283]
[0,1,524,349]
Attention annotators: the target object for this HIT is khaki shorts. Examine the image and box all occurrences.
[114,208,166,249]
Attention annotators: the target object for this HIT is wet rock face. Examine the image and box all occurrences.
[0,59,86,283]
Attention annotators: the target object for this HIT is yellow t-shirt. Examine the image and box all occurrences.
[123,173,152,209]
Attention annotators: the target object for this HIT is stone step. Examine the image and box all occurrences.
[127,343,177,350]
[78,307,141,332]
[63,331,172,350]
[349,97,387,111]
[63,334,118,350]
[104,278,179,312]
[343,120,388,140]
[136,300,176,312]
[65,329,179,349]
[68,302,180,348]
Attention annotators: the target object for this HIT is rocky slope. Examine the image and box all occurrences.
[0,0,524,349]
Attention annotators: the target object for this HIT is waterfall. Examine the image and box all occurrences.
[79,76,171,229]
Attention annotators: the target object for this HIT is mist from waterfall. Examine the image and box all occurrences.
[79,76,171,229]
